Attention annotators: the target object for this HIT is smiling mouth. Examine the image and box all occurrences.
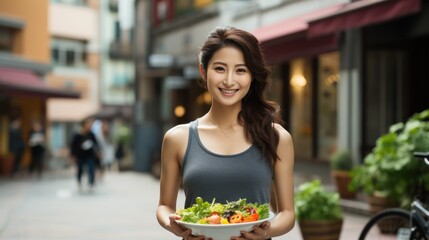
[219,88,239,95]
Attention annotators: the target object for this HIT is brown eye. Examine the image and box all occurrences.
[237,68,247,73]
[215,66,225,72]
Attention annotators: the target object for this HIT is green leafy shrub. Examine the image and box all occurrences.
[295,180,342,221]
[330,150,353,171]
[350,109,429,208]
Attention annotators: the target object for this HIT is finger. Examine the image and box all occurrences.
[230,236,245,240]
[170,223,183,236]
[169,214,188,236]
[251,221,270,239]
[254,221,270,231]
[252,226,268,238]
[239,230,258,239]
[169,213,181,221]
[261,221,270,229]
[180,229,193,239]
[183,232,206,240]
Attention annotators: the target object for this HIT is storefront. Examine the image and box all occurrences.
[252,6,341,161]
[252,0,423,162]
[0,66,79,170]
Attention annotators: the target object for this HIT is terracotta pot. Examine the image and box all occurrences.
[299,219,343,240]
[366,194,397,214]
[331,170,356,199]
[366,194,402,234]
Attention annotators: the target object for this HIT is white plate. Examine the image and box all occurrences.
[176,211,275,240]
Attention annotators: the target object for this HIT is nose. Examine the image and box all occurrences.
[222,71,235,87]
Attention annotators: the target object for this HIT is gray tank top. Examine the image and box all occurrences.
[182,119,273,208]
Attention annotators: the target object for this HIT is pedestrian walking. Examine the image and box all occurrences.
[156,26,295,240]
[28,119,46,178]
[70,117,100,192]
[94,119,116,179]
[8,116,25,177]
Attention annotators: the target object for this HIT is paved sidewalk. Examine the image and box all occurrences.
[0,170,369,240]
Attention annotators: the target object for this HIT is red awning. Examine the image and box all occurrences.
[262,34,338,64]
[308,0,421,38]
[0,67,80,98]
[252,4,347,64]
[252,4,345,43]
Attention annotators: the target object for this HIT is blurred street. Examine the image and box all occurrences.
[0,167,370,240]
[1,0,428,239]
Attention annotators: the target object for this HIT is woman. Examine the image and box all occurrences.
[157,26,295,240]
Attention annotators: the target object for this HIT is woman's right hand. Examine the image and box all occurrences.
[169,214,209,240]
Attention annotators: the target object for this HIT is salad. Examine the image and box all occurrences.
[176,197,270,224]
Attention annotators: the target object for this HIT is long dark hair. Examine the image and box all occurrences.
[199,26,283,165]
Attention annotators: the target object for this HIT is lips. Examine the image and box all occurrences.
[219,88,239,96]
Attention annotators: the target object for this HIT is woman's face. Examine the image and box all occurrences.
[202,46,252,107]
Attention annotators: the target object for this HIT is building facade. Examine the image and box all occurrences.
[134,0,428,171]
[0,0,78,172]
[47,0,101,160]
[97,0,135,169]
[251,0,427,164]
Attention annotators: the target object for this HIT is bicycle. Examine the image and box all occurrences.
[359,152,429,240]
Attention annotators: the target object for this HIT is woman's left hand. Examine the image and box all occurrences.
[230,221,271,240]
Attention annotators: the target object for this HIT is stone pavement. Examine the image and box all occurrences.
[0,169,370,240]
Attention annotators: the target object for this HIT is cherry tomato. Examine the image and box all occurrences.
[243,213,259,222]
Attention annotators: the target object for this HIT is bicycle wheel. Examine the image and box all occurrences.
[359,208,427,240]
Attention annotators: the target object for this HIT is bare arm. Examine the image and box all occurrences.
[156,127,183,230]
[267,124,296,237]
[156,125,198,239]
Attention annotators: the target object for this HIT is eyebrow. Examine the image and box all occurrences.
[212,61,247,67]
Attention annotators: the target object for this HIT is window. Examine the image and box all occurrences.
[0,27,14,53]
[287,53,340,161]
[317,52,339,160]
[112,74,129,88]
[51,0,86,6]
[289,58,313,159]
[114,21,120,41]
[51,38,87,67]
[364,50,406,153]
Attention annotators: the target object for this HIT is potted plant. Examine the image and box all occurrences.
[349,109,429,211]
[330,150,356,199]
[295,180,343,240]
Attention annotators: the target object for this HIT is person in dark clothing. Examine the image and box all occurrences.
[70,117,100,192]
[115,141,125,162]
[9,117,25,176]
[28,120,46,178]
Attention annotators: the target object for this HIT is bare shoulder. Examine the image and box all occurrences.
[162,123,191,164]
[273,123,294,169]
[163,123,190,143]
[274,123,293,144]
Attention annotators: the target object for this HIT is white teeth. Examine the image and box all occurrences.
[220,89,237,94]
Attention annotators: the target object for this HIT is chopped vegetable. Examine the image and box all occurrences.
[176,197,270,224]
[230,214,244,223]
